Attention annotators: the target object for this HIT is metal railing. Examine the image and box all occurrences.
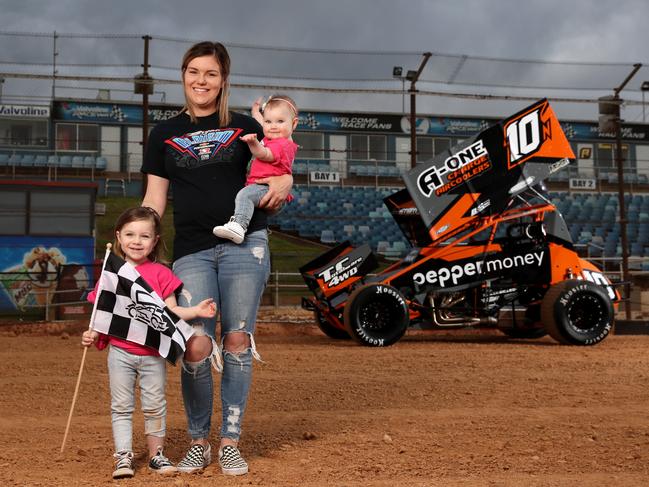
[4,262,649,321]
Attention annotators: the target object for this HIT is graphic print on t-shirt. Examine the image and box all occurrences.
[164,128,243,169]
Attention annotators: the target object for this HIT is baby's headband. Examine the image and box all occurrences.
[261,96,298,116]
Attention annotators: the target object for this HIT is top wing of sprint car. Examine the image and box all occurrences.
[301,99,619,347]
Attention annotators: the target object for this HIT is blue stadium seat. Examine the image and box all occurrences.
[376,241,390,254]
[279,219,297,232]
[355,165,368,176]
[34,155,48,167]
[320,229,336,244]
[377,166,391,177]
[96,156,107,171]
[391,240,408,255]
[20,154,35,167]
[59,156,72,168]
[293,162,308,175]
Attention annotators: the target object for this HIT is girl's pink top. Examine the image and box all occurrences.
[87,259,182,356]
[246,137,297,202]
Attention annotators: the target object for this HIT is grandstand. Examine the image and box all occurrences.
[0,152,107,181]
[266,183,649,268]
[3,145,649,269]
[2,98,649,270]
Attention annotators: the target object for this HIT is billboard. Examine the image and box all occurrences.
[0,236,95,312]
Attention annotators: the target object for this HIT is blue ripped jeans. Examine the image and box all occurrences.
[173,229,270,442]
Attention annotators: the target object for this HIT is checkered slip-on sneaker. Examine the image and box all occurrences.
[112,450,134,479]
[176,443,211,473]
[148,447,177,475]
[218,445,248,476]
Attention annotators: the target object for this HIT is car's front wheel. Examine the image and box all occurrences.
[541,279,613,345]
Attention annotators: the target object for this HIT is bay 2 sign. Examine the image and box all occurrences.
[569,178,596,190]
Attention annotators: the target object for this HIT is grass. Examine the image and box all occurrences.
[95,197,324,276]
[95,197,393,305]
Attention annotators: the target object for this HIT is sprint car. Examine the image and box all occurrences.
[300,99,619,346]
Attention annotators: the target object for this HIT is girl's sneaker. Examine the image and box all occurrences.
[113,450,134,479]
[148,447,177,475]
[218,445,248,475]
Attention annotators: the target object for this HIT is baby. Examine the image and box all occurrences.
[213,95,298,243]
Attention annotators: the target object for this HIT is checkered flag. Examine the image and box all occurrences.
[479,120,491,131]
[562,123,575,139]
[111,105,125,122]
[91,252,194,364]
[301,113,319,129]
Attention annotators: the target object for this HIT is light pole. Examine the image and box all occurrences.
[51,31,58,100]
[393,66,405,113]
[599,63,641,320]
[641,81,649,123]
[135,35,153,197]
[406,52,432,169]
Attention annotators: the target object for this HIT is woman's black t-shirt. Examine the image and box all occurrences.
[142,111,265,260]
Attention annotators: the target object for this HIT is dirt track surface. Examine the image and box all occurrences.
[1,308,649,486]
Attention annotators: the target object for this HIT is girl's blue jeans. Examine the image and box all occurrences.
[107,345,167,453]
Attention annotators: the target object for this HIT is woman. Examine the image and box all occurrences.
[141,41,292,476]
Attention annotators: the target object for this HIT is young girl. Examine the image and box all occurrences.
[213,94,298,244]
[82,207,216,479]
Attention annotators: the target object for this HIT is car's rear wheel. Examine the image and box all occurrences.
[314,310,350,339]
[541,279,613,345]
[343,284,409,346]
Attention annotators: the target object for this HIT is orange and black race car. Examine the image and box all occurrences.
[300,99,619,346]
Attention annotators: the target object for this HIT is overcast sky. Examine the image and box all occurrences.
[2,0,649,122]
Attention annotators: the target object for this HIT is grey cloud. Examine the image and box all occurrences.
[1,0,648,121]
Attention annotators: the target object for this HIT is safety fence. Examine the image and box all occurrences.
[2,256,649,322]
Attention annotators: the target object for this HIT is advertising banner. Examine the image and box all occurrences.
[0,236,95,311]
[53,101,180,124]
[298,110,649,141]
[0,104,50,118]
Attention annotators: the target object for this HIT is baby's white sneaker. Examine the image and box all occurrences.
[213,218,245,244]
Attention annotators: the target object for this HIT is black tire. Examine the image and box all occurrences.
[314,310,350,340]
[541,279,613,345]
[500,305,548,339]
[343,284,410,346]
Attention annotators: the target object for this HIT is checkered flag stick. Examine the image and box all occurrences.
[61,244,114,453]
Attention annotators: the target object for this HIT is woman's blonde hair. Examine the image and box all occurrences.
[181,41,231,126]
[113,207,167,264]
